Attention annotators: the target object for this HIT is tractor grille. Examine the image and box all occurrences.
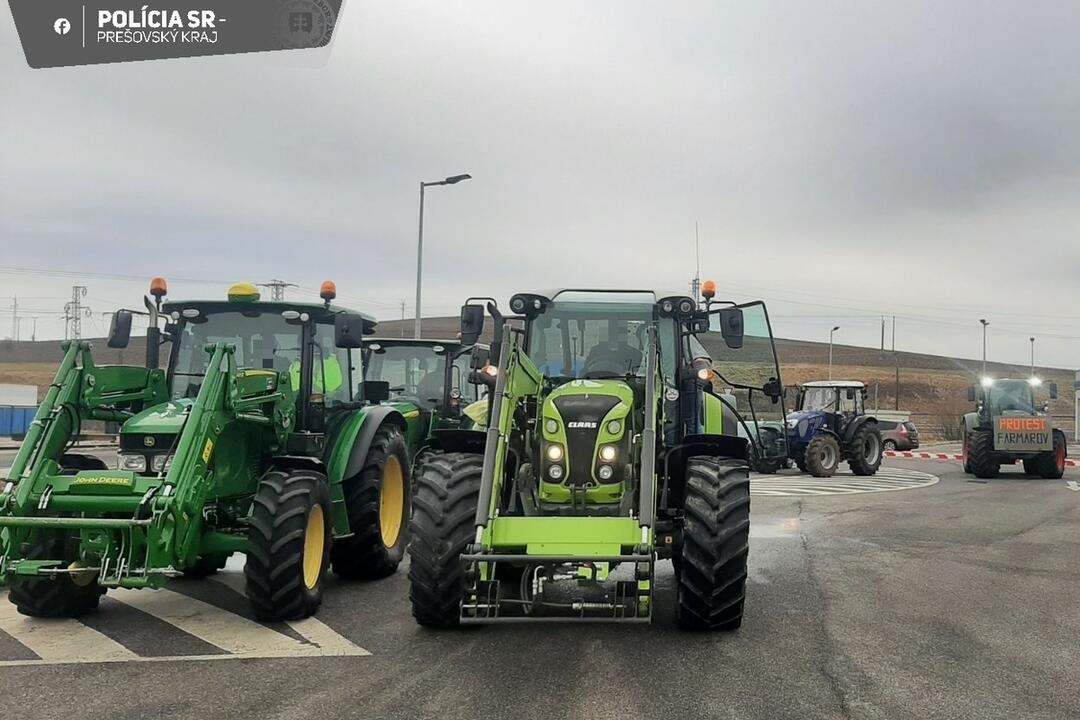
[120,434,177,452]
[553,394,620,486]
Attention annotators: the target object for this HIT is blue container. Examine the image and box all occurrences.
[0,406,36,437]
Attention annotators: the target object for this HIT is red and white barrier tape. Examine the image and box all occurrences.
[884,450,1077,468]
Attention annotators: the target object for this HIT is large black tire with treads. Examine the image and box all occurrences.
[846,422,883,476]
[9,454,109,617]
[1035,432,1067,479]
[804,435,841,478]
[968,430,1000,479]
[245,468,331,621]
[331,424,411,580]
[8,532,106,617]
[408,453,483,628]
[677,456,751,631]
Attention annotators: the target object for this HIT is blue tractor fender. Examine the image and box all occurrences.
[841,415,878,444]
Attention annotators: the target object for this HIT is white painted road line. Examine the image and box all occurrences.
[1066,481,1080,492]
[751,468,939,497]
[109,587,313,656]
[0,599,138,665]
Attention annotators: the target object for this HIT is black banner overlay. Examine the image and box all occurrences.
[9,0,344,68]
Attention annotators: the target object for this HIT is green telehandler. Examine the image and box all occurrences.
[408,286,787,629]
[0,278,421,620]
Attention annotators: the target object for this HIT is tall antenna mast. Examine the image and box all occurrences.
[690,222,702,298]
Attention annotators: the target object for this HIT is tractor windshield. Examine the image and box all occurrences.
[527,293,677,381]
[365,344,445,409]
[801,387,839,412]
[170,309,350,405]
[985,380,1037,415]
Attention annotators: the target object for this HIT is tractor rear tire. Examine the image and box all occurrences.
[804,435,841,478]
[968,430,1000,479]
[847,422,883,476]
[408,452,484,628]
[677,456,750,631]
[1022,459,1039,476]
[245,468,331,621]
[1035,432,1067,479]
[9,532,106,617]
[331,424,411,580]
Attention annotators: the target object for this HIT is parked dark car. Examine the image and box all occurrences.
[879,420,920,451]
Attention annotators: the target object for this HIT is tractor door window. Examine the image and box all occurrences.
[838,390,858,415]
[311,323,351,406]
[452,352,479,403]
[802,388,837,412]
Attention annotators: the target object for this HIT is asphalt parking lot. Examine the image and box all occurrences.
[0,455,1077,720]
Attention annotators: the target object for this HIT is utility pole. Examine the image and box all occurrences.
[880,316,885,352]
[829,326,840,380]
[400,300,406,337]
[979,319,989,375]
[893,316,900,411]
[63,286,92,340]
[259,279,298,302]
[10,295,18,341]
[690,222,702,299]
[30,317,37,342]
[1030,337,1036,378]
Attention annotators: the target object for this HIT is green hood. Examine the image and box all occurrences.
[121,398,192,435]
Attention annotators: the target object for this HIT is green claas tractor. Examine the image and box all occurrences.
[407,287,787,629]
[961,376,1067,479]
[362,338,486,476]
[0,278,422,620]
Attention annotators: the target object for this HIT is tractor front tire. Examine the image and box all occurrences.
[245,468,331,621]
[408,453,483,628]
[331,424,411,580]
[1035,432,1067,479]
[968,430,1000,479]
[847,422,883,476]
[677,457,750,631]
[9,532,105,617]
[804,435,841,478]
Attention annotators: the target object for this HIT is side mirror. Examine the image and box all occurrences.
[334,313,365,349]
[687,316,710,335]
[967,385,977,403]
[460,304,485,346]
[718,308,744,349]
[1049,382,1058,400]
[107,310,133,348]
[362,380,390,404]
[470,345,491,370]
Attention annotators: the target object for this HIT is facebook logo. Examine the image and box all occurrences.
[53,17,71,35]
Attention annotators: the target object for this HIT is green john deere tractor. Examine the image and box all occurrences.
[362,337,487,476]
[408,288,787,629]
[0,279,422,619]
[961,376,1067,479]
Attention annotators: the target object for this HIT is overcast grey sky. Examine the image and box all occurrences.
[2,1,1080,369]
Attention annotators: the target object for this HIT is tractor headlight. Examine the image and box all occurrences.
[599,445,617,462]
[606,419,621,435]
[548,465,564,480]
[545,419,558,434]
[546,444,564,462]
[597,465,614,480]
[150,454,174,472]
[118,453,147,472]
[661,299,674,314]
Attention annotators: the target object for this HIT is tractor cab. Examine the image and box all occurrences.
[362,338,483,423]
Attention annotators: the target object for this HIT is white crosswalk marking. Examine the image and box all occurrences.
[0,600,138,666]
[0,574,370,665]
[751,467,939,497]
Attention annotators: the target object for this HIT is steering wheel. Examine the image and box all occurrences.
[582,359,630,378]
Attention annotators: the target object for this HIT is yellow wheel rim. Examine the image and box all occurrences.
[302,505,325,590]
[68,561,97,587]
[379,455,405,548]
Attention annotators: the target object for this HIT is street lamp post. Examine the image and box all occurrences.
[414,173,472,338]
[980,319,990,375]
[1030,336,1036,378]
[829,326,840,380]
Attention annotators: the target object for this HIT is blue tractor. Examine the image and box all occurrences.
[785,380,883,477]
